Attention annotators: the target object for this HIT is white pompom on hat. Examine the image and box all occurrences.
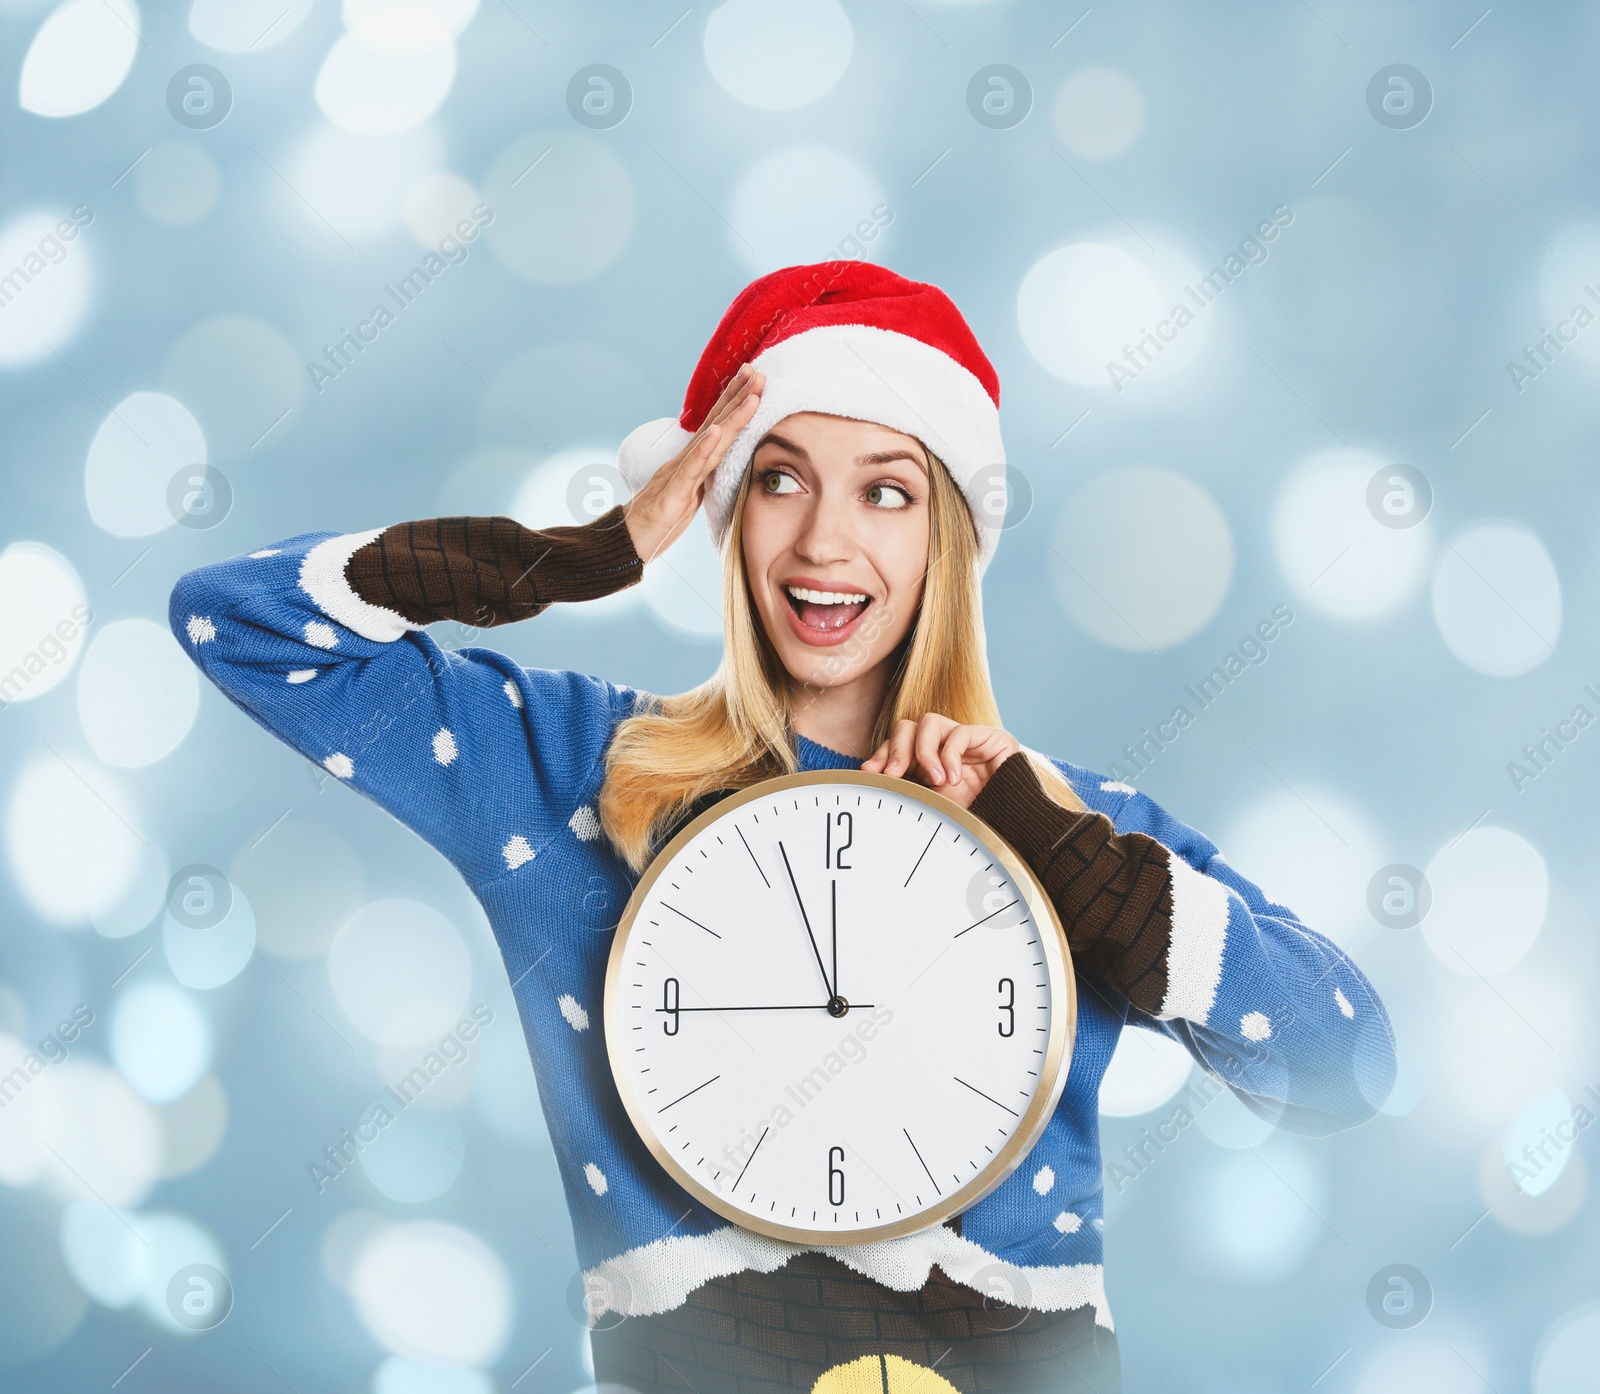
[616,260,1009,572]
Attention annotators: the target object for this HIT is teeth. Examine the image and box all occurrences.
[786,585,869,605]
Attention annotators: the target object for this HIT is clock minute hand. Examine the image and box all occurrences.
[778,840,834,999]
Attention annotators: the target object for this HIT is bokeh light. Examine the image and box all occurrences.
[703,0,853,110]
[1431,521,1561,677]
[329,900,472,1046]
[349,1220,512,1366]
[1049,466,1233,651]
[77,619,200,768]
[17,0,137,118]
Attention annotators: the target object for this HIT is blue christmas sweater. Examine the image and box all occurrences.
[169,509,1396,1340]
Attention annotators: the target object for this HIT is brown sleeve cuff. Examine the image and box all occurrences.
[345,503,643,628]
[970,751,1175,1015]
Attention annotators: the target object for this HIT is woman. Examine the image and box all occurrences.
[171,262,1395,1393]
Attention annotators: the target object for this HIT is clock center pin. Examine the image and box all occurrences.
[826,996,850,1018]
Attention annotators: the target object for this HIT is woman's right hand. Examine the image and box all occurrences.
[622,364,764,564]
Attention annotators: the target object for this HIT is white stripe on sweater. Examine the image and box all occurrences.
[580,1224,1111,1329]
[298,530,419,643]
[1158,853,1231,1024]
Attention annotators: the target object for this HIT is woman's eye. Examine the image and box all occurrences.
[865,482,913,509]
[759,469,799,495]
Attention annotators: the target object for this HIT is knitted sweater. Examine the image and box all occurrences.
[169,509,1396,1381]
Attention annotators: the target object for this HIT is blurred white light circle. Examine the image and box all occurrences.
[59,1200,147,1307]
[1432,522,1560,677]
[1355,1340,1494,1394]
[1273,450,1434,620]
[1191,1143,1326,1280]
[1503,1086,1576,1198]
[1538,224,1600,369]
[484,131,635,285]
[111,981,211,1104]
[643,511,725,641]
[131,1209,227,1333]
[350,1220,512,1365]
[727,144,887,275]
[1423,825,1546,976]
[1049,466,1233,651]
[7,754,145,926]
[40,1063,163,1207]
[1020,241,1210,387]
[153,1072,228,1179]
[1192,1081,1274,1149]
[84,391,206,538]
[163,314,305,456]
[1536,1301,1600,1394]
[1051,68,1144,159]
[374,1355,495,1394]
[315,34,455,135]
[0,540,89,704]
[1099,1029,1192,1116]
[134,141,220,228]
[18,0,138,117]
[704,0,853,110]
[189,0,315,51]
[322,1210,394,1292]
[1479,1137,1586,1237]
[344,0,478,55]
[360,1110,465,1203]
[164,885,256,990]
[285,123,442,243]
[92,844,169,939]
[330,900,471,1046]
[509,448,641,618]
[0,210,93,366]
[0,1032,50,1186]
[1221,785,1383,952]
[404,171,482,248]
[1430,962,1585,1132]
[78,619,199,768]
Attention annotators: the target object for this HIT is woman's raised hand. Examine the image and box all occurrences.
[622,364,765,564]
[861,713,1021,810]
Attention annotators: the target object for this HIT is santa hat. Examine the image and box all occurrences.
[616,261,1008,572]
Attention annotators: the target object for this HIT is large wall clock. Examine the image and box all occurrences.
[603,768,1076,1245]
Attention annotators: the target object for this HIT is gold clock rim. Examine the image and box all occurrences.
[602,767,1078,1248]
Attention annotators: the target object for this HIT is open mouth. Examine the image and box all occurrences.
[783,584,873,635]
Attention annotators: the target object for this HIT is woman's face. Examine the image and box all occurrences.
[740,411,931,694]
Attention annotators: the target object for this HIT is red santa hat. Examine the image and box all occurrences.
[616,261,1008,572]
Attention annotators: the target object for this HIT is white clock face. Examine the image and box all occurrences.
[605,771,1074,1244]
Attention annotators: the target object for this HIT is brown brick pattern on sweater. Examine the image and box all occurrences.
[344,505,642,628]
[969,752,1175,1017]
[590,1254,1118,1394]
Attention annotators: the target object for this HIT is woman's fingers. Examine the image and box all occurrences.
[912,714,958,785]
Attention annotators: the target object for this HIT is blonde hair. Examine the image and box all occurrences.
[597,445,1086,872]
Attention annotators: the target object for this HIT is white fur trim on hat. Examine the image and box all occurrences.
[614,324,1007,572]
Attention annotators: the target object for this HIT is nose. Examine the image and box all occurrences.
[793,486,857,565]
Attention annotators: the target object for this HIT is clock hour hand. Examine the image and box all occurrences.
[778,840,835,1001]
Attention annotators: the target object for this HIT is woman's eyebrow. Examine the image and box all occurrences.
[755,433,927,474]
[858,449,927,474]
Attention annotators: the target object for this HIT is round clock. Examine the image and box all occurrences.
[603,768,1076,1245]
